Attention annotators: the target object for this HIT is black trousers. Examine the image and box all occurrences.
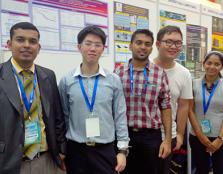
[122,128,162,174]
[66,140,117,174]
[189,134,223,174]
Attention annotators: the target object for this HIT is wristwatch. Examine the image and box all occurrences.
[217,136,223,141]
[118,149,129,157]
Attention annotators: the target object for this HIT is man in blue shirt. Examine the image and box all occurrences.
[59,26,129,174]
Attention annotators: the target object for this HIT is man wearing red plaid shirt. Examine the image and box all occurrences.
[115,29,172,174]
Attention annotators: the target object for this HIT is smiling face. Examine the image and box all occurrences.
[78,34,104,66]
[7,28,40,67]
[204,54,223,78]
[156,32,182,62]
[129,33,153,61]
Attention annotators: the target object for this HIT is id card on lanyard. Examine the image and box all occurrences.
[200,79,219,134]
[25,121,41,145]
[12,66,41,145]
[79,75,100,138]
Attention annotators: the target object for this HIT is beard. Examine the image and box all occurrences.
[132,53,149,62]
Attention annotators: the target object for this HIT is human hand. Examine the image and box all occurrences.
[173,133,183,151]
[115,153,126,172]
[159,139,171,159]
[59,153,66,171]
[206,138,223,153]
[196,133,215,152]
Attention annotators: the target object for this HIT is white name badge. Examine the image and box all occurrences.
[85,117,100,138]
[25,121,41,145]
[200,119,212,134]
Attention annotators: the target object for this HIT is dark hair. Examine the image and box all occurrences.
[203,51,223,65]
[10,22,40,39]
[131,29,154,44]
[157,25,182,41]
[77,26,106,45]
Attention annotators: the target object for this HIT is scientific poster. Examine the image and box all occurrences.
[186,24,207,78]
[0,0,30,48]
[0,0,108,52]
[212,16,223,52]
[114,2,149,68]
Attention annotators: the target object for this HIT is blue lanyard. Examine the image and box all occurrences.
[202,79,219,115]
[129,64,148,94]
[78,75,99,113]
[12,66,37,116]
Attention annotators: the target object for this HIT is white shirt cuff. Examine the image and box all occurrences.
[117,140,129,149]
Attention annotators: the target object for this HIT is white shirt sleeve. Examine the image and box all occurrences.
[180,70,193,99]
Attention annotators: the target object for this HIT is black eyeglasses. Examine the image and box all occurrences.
[160,39,183,48]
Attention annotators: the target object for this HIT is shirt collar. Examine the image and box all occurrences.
[72,64,106,77]
[124,58,150,71]
[203,75,220,86]
[11,58,35,74]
